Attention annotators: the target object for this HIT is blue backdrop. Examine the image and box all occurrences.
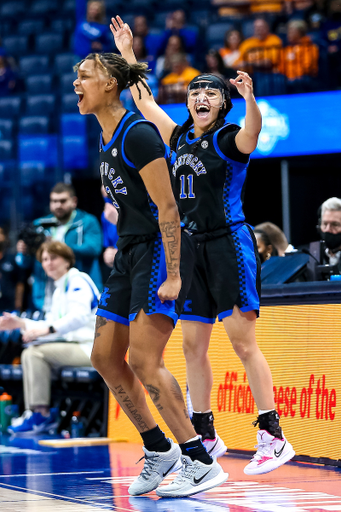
[162,90,341,159]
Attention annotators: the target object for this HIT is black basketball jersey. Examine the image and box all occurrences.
[99,111,166,248]
[171,123,249,234]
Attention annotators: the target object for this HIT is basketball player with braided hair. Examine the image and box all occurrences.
[73,52,228,497]
[111,15,295,476]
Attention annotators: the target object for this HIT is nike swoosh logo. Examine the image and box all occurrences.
[193,469,212,484]
[163,461,177,477]
[208,439,218,455]
[178,144,185,150]
[274,441,286,458]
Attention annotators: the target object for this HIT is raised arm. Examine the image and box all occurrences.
[139,158,181,302]
[110,15,177,145]
[231,71,262,154]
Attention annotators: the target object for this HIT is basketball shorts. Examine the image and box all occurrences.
[180,224,261,323]
[96,231,195,326]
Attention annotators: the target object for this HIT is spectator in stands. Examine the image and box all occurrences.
[155,34,186,80]
[159,53,200,103]
[255,221,295,255]
[237,17,285,95]
[253,228,276,263]
[100,186,118,272]
[322,0,341,86]
[0,241,100,435]
[0,48,17,96]
[279,20,319,92]
[16,183,102,312]
[73,0,113,59]
[204,49,228,81]
[132,15,163,60]
[158,10,199,59]
[0,227,25,313]
[219,29,243,70]
[132,35,156,74]
[318,197,341,271]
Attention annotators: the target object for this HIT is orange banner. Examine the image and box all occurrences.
[108,304,341,461]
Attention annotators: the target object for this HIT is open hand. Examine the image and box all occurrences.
[22,326,50,342]
[0,312,23,331]
[110,15,133,55]
[230,71,254,100]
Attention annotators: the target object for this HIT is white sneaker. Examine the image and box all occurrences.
[244,430,295,475]
[202,431,227,459]
[128,439,181,496]
[156,455,228,498]
[10,410,33,427]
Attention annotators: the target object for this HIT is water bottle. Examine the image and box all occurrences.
[0,391,12,433]
[71,411,85,438]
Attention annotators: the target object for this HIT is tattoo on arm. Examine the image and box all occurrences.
[159,220,180,277]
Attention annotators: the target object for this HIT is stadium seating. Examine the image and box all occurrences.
[19,55,51,75]
[17,19,45,36]
[60,72,77,94]
[19,116,50,135]
[18,135,58,167]
[35,33,65,55]
[2,35,29,56]
[20,161,46,186]
[206,22,236,49]
[0,97,22,118]
[0,140,14,161]
[61,93,79,113]
[54,53,77,74]
[25,94,56,116]
[0,119,14,140]
[25,74,53,94]
[0,1,26,20]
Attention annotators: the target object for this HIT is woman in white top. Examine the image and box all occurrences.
[0,240,100,434]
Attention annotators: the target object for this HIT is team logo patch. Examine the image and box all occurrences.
[111,148,118,157]
[201,140,208,149]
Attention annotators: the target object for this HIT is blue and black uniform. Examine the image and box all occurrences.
[97,110,194,326]
[171,122,261,323]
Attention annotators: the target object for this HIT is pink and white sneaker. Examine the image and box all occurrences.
[203,431,227,459]
[244,430,295,475]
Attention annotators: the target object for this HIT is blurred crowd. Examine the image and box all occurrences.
[0,0,341,104]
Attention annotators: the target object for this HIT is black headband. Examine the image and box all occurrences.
[188,74,226,92]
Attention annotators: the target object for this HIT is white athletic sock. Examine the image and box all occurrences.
[258,409,275,416]
[185,435,201,443]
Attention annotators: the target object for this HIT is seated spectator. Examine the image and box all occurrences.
[237,17,285,95]
[73,0,113,59]
[237,17,283,71]
[322,0,341,87]
[255,221,296,255]
[204,49,229,81]
[0,241,100,435]
[254,228,276,263]
[100,186,118,272]
[158,53,201,104]
[155,34,186,80]
[279,20,319,92]
[132,15,163,60]
[0,227,25,313]
[158,10,199,59]
[250,0,283,15]
[219,29,243,69]
[317,197,341,271]
[16,183,102,312]
[0,48,17,96]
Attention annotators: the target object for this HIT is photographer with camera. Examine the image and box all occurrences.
[16,183,103,312]
[0,240,100,435]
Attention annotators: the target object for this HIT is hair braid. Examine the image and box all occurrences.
[74,52,152,99]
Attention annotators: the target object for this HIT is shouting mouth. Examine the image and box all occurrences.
[75,91,84,105]
[195,103,210,119]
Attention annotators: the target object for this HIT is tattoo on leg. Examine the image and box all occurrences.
[96,316,108,329]
[171,377,184,401]
[110,384,150,432]
[145,384,164,412]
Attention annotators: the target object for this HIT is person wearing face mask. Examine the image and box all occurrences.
[318,197,341,271]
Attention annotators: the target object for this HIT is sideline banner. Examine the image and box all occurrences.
[108,304,341,461]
